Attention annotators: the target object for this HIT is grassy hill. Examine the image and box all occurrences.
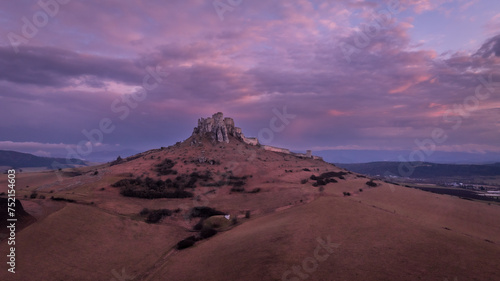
[0,136,499,280]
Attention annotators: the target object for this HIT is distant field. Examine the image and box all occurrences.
[408,185,500,204]
[337,161,500,184]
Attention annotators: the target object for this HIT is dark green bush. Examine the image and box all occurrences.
[177,236,196,250]
[200,227,217,239]
[156,159,177,175]
[145,209,172,223]
[113,177,194,199]
[140,208,150,216]
[190,207,225,218]
[50,196,76,203]
[230,186,245,192]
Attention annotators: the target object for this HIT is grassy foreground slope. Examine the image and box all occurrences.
[147,180,500,281]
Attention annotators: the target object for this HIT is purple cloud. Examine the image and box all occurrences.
[1,0,499,162]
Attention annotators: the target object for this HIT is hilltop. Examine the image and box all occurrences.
[0,113,499,281]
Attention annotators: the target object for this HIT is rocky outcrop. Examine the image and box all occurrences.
[192,112,243,143]
[191,113,322,160]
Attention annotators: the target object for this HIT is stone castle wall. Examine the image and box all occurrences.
[261,145,290,154]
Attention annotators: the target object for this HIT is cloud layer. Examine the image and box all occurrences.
[1,0,499,161]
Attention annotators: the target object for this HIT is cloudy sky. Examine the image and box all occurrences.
[1,0,500,162]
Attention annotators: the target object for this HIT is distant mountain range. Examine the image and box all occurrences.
[336,161,500,178]
[0,150,88,169]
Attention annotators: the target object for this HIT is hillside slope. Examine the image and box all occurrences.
[0,132,499,280]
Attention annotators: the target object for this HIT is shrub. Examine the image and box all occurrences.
[113,177,194,199]
[359,188,363,192]
[245,210,251,219]
[190,207,225,218]
[156,159,177,175]
[193,219,205,231]
[343,192,351,196]
[366,180,377,187]
[315,179,327,186]
[139,208,150,216]
[177,236,196,250]
[50,197,76,203]
[200,180,227,187]
[248,188,261,193]
[300,179,308,184]
[319,171,347,178]
[110,156,124,166]
[229,180,245,187]
[200,227,217,239]
[30,192,38,199]
[39,195,46,199]
[120,187,193,199]
[302,168,311,171]
[112,178,142,187]
[145,209,172,223]
[230,186,245,192]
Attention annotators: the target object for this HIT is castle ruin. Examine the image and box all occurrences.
[192,112,322,160]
